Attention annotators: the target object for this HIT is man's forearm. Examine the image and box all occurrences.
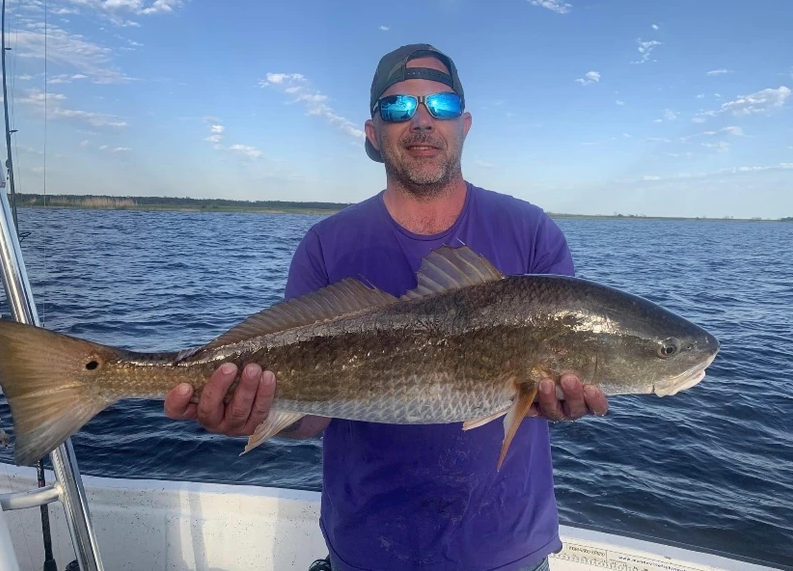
[278,415,330,439]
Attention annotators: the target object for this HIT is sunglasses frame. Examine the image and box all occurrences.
[373,92,464,122]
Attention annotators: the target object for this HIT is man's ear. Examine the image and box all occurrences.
[365,119,380,152]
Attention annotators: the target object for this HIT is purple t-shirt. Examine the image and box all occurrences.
[284,182,575,571]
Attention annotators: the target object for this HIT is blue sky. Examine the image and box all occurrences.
[3,0,792,218]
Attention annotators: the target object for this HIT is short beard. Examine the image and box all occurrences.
[379,131,464,201]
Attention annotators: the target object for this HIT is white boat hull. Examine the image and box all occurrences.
[0,463,783,571]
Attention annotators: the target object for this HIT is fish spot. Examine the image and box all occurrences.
[85,360,99,371]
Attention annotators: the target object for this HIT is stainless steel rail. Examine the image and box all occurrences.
[0,179,105,571]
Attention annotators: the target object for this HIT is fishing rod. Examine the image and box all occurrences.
[1,2,58,570]
[1,0,17,232]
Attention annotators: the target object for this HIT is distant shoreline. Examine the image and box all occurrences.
[11,193,792,222]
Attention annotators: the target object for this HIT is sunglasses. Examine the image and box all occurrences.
[374,92,463,122]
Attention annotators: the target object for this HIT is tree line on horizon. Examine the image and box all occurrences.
[13,193,350,212]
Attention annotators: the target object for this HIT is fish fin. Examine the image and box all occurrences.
[174,346,201,362]
[462,408,509,431]
[401,245,504,300]
[241,410,306,455]
[197,279,398,354]
[0,320,119,466]
[497,382,539,471]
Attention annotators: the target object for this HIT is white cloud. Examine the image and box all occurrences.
[18,88,128,128]
[696,93,706,99]
[615,100,625,106]
[139,0,184,15]
[702,126,744,137]
[719,86,790,116]
[203,118,224,148]
[701,141,730,153]
[47,73,90,84]
[230,144,263,160]
[629,162,792,183]
[14,24,134,84]
[61,0,185,18]
[201,119,265,162]
[719,162,792,175]
[692,86,790,122]
[651,23,660,30]
[646,126,745,144]
[632,39,662,64]
[260,72,365,139]
[706,68,732,76]
[526,0,572,14]
[575,71,600,85]
[652,109,677,123]
[378,25,389,31]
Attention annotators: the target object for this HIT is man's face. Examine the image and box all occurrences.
[365,57,472,198]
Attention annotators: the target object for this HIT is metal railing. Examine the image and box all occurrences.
[0,179,105,571]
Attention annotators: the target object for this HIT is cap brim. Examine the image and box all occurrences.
[365,137,384,162]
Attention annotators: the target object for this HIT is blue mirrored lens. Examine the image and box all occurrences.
[378,93,462,121]
[379,95,418,121]
[425,93,462,118]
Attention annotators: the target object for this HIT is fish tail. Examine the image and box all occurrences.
[0,319,118,466]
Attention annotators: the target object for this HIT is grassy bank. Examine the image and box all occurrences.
[14,194,348,216]
[10,193,791,221]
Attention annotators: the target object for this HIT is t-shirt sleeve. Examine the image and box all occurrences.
[284,227,330,301]
[530,213,576,277]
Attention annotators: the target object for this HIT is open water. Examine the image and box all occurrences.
[1,207,791,567]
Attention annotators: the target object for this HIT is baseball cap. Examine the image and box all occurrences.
[365,43,465,162]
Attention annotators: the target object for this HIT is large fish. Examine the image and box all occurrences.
[0,245,719,469]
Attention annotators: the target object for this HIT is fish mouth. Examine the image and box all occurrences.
[652,353,717,397]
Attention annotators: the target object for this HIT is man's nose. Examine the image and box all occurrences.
[409,102,434,130]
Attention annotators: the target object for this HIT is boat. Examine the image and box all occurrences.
[0,461,787,571]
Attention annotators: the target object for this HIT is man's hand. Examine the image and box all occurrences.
[528,373,608,421]
[164,362,275,436]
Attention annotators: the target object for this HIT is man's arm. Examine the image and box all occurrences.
[163,229,332,439]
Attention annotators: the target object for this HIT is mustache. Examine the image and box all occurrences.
[401,133,445,149]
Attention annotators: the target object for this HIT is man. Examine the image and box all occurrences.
[165,44,608,571]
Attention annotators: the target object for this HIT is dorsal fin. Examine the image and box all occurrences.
[401,245,504,300]
[194,278,398,355]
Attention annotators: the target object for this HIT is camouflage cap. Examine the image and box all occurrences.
[365,43,465,162]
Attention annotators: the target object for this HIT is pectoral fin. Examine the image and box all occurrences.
[497,382,539,471]
[462,408,509,431]
[241,410,305,455]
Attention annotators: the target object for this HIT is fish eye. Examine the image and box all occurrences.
[658,338,679,358]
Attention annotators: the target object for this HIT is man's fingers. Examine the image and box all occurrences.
[197,362,238,431]
[164,383,196,420]
[225,363,263,434]
[242,370,276,435]
[560,374,588,420]
[584,384,609,416]
[537,379,565,421]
